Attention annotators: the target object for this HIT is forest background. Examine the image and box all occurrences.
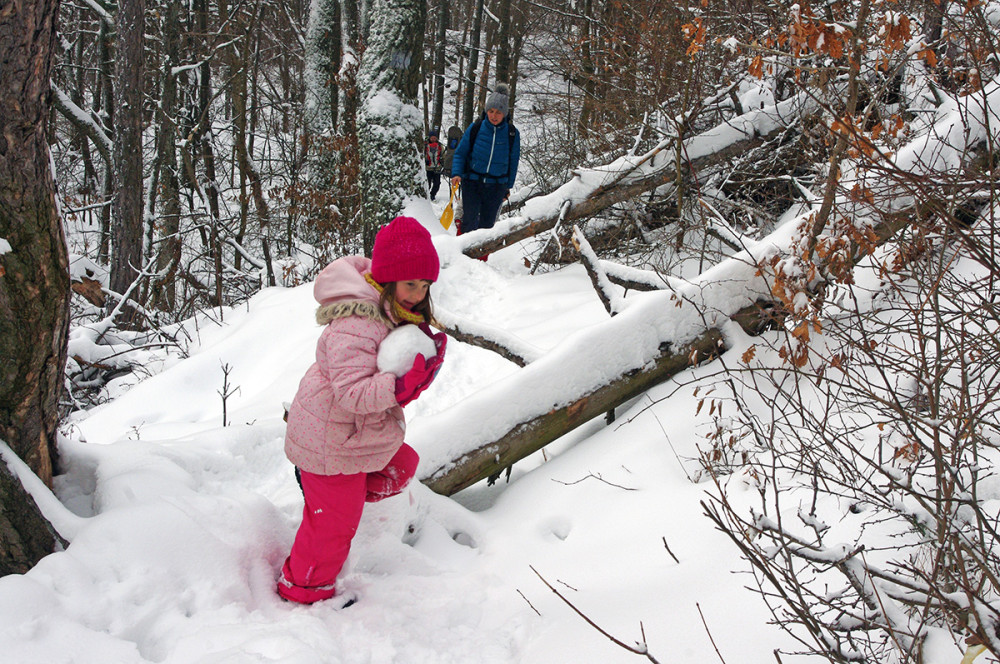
[2,0,1000,661]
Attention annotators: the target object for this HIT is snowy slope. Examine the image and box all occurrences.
[1,215,797,663]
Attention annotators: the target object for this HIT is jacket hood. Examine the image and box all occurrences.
[313,256,385,325]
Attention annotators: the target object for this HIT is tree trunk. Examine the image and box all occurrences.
[462,0,484,127]
[575,0,598,137]
[194,0,221,225]
[494,0,512,86]
[430,1,448,133]
[503,0,527,114]
[109,0,146,324]
[149,0,183,312]
[0,0,69,569]
[306,0,341,134]
[71,5,98,191]
[356,0,426,252]
[338,0,361,136]
[454,23,465,122]
[0,461,65,575]
[228,2,271,241]
[97,18,115,264]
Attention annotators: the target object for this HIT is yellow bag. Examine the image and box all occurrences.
[439,183,456,230]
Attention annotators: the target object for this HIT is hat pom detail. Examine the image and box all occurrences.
[485,83,510,117]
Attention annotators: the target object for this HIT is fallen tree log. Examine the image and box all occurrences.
[462,134,770,259]
[423,330,724,495]
[432,308,542,368]
[420,202,911,496]
[422,299,784,496]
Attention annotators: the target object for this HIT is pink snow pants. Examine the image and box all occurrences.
[277,443,419,604]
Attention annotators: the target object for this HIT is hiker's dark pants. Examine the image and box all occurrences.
[459,178,507,233]
[427,171,442,200]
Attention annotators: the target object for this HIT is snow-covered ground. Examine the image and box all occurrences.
[0,209,807,663]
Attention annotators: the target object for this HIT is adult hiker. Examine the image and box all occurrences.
[441,125,463,181]
[450,83,521,234]
[425,129,444,201]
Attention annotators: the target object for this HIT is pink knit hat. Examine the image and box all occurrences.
[370,216,440,283]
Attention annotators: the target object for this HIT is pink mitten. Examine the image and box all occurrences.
[395,354,437,406]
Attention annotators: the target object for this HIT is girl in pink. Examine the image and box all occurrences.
[277,216,446,605]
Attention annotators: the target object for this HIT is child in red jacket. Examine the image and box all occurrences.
[277,216,446,605]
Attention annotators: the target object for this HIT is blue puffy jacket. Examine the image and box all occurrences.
[451,116,521,190]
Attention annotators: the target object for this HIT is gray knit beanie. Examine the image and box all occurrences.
[485,83,510,117]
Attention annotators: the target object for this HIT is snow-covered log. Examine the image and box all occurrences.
[432,307,542,367]
[418,296,781,496]
[422,329,726,495]
[572,226,624,316]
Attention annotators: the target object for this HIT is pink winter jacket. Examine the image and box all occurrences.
[284,256,406,475]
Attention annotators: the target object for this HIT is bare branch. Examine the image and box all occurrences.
[530,566,664,664]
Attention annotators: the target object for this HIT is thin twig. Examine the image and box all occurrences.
[531,566,663,663]
[552,472,637,491]
[696,602,729,664]
[662,537,680,564]
[517,589,541,616]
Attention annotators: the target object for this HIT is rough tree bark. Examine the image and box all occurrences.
[108,0,146,323]
[0,457,66,576]
[0,0,70,571]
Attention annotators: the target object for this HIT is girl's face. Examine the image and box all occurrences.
[395,280,432,310]
[486,108,504,125]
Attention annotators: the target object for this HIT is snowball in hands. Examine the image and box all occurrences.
[377,325,437,377]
